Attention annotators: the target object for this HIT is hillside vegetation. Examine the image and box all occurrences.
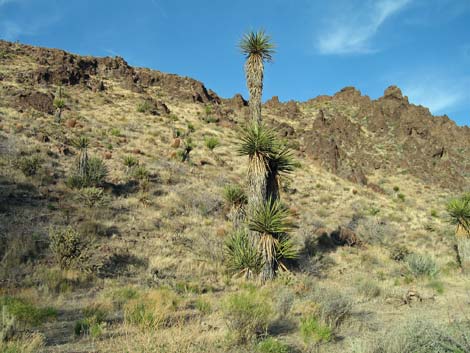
[0,39,470,353]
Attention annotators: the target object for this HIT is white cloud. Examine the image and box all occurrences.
[400,75,470,115]
[317,0,412,55]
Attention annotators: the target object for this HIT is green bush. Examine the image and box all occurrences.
[405,254,439,278]
[136,101,152,113]
[223,288,273,343]
[75,304,108,337]
[223,184,247,206]
[67,157,108,188]
[15,156,40,176]
[300,316,332,344]
[49,226,88,270]
[123,155,139,169]
[76,187,106,208]
[0,297,56,327]
[356,279,381,299]
[204,136,220,151]
[257,337,291,353]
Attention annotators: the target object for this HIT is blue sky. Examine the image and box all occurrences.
[1,0,469,126]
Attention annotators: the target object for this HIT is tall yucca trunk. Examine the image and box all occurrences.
[247,153,268,217]
[78,147,88,178]
[259,233,276,282]
[456,224,470,272]
[245,55,264,125]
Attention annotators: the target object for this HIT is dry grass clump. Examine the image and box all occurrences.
[123,288,180,330]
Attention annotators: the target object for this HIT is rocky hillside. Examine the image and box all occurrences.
[1,40,469,353]
[1,39,468,191]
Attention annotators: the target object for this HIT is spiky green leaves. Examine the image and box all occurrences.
[223,184,248,207]
[447,194,470,235]
[72,136,89,150]
[239,30,275,62]
[249,198,294,236]
[238,123,297,177]
[224,231,263,277]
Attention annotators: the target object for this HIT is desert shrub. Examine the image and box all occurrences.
[204,136,220,151]
[124,289,179,330]
[67,157,108,188]
[310,288,352,329]
[405,254,439,278]
[223,288,274,343]
[356,279,381,299]
[53,97,65,109]
[257,337,291,353]
[275,287,295,319]
[86,157,108,185]
[427,280,445,294]
[224,231,262,278]
[35,267,92,294]
[300,316,332,344]
[356,217,397,245]
[0,297,56,327]
[14,156,40,176]
[397,193,406,202]
[389,245,411,262]
[373,319,469,353]
[49,227,88,270]
[76,187,106,208]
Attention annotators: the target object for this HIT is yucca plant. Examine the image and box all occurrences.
[249,198,297,281]
[72,136,89,178]
[447,195,470,271]
[224,230,263,279]
[239,30,275,124]
[54,86,65,122]
[238,123,277,214]
[223,184,247,228]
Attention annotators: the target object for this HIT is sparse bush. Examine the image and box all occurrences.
[194,299,211,315]
[310,288,352,329]
[224,231,263,278]
[390,245,411,262]
[300,316,332,344]
[75,303,108,337]
[53,97,65,110]
[124,289,179,330]
[204,136,220,151]
[49,227,88,270]
[109,128,122,136]
[356,279,381,299]
[223,288,273,343]
[132,165,150,183]
[405,254,439,278]
[15,156,40,176]
[397,193,406,202]
[108,287,139,309]
[257,337,291,353]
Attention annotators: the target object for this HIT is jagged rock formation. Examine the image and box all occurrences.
[1,40,469,190]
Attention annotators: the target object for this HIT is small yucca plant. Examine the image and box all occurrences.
[249,198,297,281]
[224,231,262,278]
[447,194,470,272]
[447,195,470,236]
[223,184,247,207]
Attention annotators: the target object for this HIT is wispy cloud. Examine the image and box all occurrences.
[316,0,412,55]
[399,74,470,115]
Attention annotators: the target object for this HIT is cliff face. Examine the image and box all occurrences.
[1,40,469,190]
